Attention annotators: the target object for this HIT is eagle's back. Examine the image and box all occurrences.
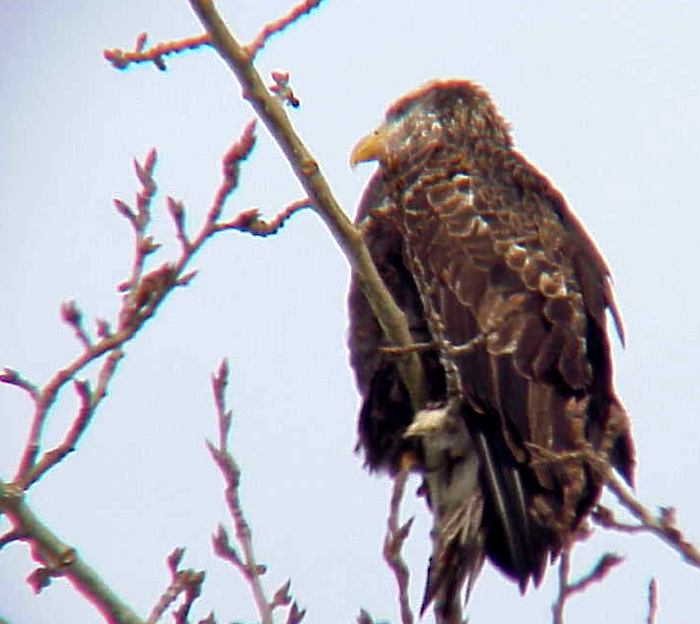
[348,145,633,602]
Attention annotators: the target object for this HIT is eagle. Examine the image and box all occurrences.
[347,79,635,621]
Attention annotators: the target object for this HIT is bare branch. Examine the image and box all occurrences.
[592,505,646,534]
[0,480,145,624]
[189,0,426,411]
[20,351,124,490]
[529,441,700,576]
[207,120,258,226]
[147,548,205,624]
[104,32,211,71]
[0,368,39,400]
[602,471,700,569]
[213,198,311,237]
[0,528,26,550]
[208,359,304,624]
[383,470,415,624]
[646,578,658,624]
[245,0,325,60]
[551,544,624,624]
[11,124,262,490]
[208,364,271,624]
[60,300,93,350]
[118,150,159,311]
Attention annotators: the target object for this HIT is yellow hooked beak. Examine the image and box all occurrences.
[349,126,388,168]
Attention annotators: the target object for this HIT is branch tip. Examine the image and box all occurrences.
[245,0,325,60]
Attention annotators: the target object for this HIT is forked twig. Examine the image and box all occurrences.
[207,360,305,624]
[2,115,307,622]
[383,470,415,624]
[551,544,624,624]
[147,548,205,624]
[104,33,211,71]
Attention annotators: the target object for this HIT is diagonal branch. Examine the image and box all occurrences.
[188,0,426,412]
[7,124,263,491]
[245,0,325,60]
[246,0,323,61]
[0,480,145,624]
[19,350,124,489]
[598,472,700,568]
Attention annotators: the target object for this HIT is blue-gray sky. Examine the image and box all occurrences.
[2,2,699,623]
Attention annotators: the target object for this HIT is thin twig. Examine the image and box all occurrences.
[60,300,93,350]
[206,120,257,226]
[0,528,25,550]
[214,198,311,236]
[603,471,700,568]
[646,578,658,624]
[104,33,211,71]
[207,360,305,624]
[147,548,205,624]
[245,0,325,60]
[19,350,124,490]
[383,470,415,624]
[0,368,39,400]
[11,124,264,490]
[5,115,293,621]
[551,545,624,624]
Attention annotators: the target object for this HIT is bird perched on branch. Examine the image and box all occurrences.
[348,79,634,622]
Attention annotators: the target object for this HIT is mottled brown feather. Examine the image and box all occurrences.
[348,79,635,619]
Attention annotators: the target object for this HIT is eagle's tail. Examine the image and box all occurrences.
[404,406,485,622]
[472,427,547,588]
[421,485,485,622]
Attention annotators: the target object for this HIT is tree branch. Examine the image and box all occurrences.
[5,125,267,491]
[147,548,206,624]
[551,543,623,624]
[646,578,658,624]
[245,0,325,60]
[0,480,145,624]
[383,470,415,624]
[600,471,700,569]
[104,32,211,71]
[188,0,426,411]
[208,360,305,624]
[2,122,301,619]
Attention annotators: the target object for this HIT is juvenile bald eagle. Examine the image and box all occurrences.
[347,80,634,621]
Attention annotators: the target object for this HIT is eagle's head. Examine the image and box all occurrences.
[350,79,513,174]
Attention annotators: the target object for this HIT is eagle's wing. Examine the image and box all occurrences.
[348,154,634,604]
[395,146,633,581]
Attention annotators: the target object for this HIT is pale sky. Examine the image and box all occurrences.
[2,2,700,623]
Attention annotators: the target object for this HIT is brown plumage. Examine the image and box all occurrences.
[347,79,634,621]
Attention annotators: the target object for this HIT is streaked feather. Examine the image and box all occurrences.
[348,80,635,620]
